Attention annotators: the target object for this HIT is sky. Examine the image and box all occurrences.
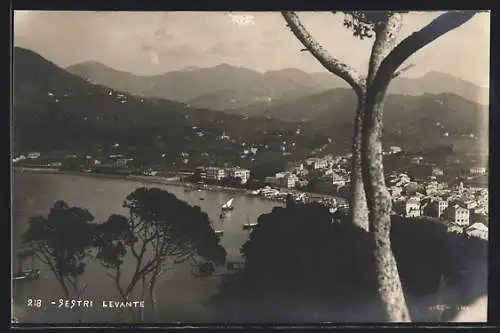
[13,11,490,87]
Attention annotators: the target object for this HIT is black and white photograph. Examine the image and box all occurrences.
[12,10,489,324]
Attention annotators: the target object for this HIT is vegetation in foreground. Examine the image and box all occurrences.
[18,187,226,322]
[16,190,487,323]
[207,201,487,322]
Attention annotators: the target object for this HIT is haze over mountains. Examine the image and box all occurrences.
[67,61,489,112]
[14,46,487,160]
[13,47,300,157]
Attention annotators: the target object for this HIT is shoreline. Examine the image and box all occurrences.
[13,167,345,203]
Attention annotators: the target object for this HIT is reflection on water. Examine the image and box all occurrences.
[12,172,283,323]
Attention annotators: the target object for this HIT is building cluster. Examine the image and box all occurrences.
[195,166,251,184]
[390,168,488,238]
[264,154,351,192]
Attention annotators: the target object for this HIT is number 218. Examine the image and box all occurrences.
[27,299,42,307]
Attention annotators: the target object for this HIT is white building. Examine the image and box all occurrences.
[226,167,251,184]
[305,158,328,170]
[447,204,470,227]
[410,156,423,165]
[469,167,487,176]
[114,158,130,168]
[206,167,226,181]
[27,152,41,159]
[423,199,448,218]
[390,146,402,154]
[329,172,346,186]
[436,200,449,218]
[275,172,288,179]
[432,167,444,177]
[405,198,421,217]
[283,173,299,189]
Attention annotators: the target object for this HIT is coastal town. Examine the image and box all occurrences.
[13,143,488,240]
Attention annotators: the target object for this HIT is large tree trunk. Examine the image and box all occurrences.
[350,101,369,232]
[362,87,410,322]
[360,13,409,322]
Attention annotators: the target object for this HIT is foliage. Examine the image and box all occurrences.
[333,11,410,39]
[241,203,377,297]
[20,201,96,297]
[93,187,227,303]
[215,203,487,321]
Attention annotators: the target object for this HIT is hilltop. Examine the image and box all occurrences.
[67,61,489,112]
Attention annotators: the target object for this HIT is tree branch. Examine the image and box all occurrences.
[392,64,415,79]
[367,13,403,85]
[281,11,366,96]
[374,11,477,89]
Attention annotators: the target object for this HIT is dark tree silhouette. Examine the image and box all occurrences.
[282,11,478,321]
[93,187,226,321]
[20,201,97,321]
[211,204,487,322]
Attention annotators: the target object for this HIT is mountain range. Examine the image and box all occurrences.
[12,47,301,161]
[67,61,489,111]
[13,47,488,163]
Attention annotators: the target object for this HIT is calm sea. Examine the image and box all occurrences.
[12,171,283,323]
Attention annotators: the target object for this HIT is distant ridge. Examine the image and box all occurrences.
[14,47,487,159]
[67,60,488,111]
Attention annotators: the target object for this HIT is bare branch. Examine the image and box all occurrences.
[78,284,88,298]
[130,243,141,260]
[281,11,366,95]
[374,11,476,88]
[34,251,50,265]
[392,64,415,79]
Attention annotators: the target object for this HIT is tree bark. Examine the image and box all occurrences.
[140,276,146,321]
[148,278,158,321]
[359,13,411,322]
[350,101,369,232]
[362,86,410,322]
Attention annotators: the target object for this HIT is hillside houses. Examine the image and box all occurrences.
[305,157,329,170]
[392,175,487,237]
[265,172,299,189]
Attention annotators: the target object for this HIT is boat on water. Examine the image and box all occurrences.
[221,198,234,211]
[199,197,205,200]
[250,189,261,196]
[296,192,306,202]
[214,230,224,237]
[13,269,40,282]
[242,223,258,230]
